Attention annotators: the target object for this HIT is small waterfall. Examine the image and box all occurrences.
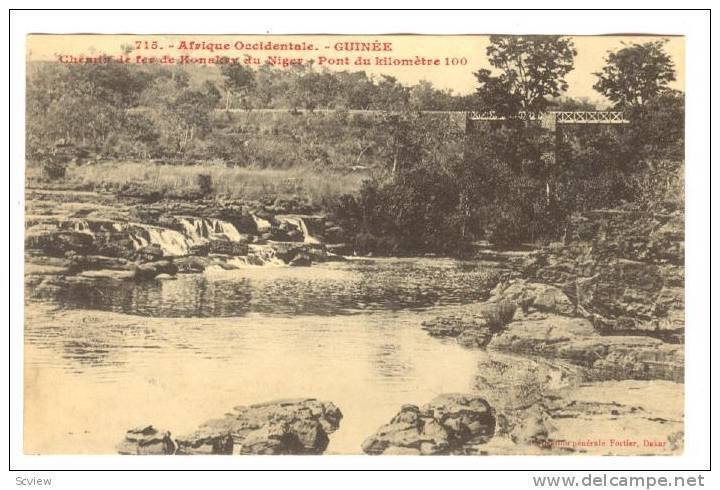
[297,217,321,245]
[143,226,190,257]
[130,234,149,250]
[251,214,272,233]
[61,215,254,260]
[244,245,286,266]
[210,219,243,242]
[277,215,321,244]
[74,220,93,235]
[179,218,208,244]
[179,217,244,244]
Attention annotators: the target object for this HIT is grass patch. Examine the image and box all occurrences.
[28,161,369,206]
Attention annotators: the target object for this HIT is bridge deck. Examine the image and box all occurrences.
[467,111,628,124]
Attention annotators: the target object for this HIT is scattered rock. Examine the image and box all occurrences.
[25,262,71,276]
[289,254,312,267]
[456,329,493,348]
[120,398,343,455]
[421,301,515,349]
[117,426,178,455]
[362,394,496,455]
[25,230,95,257]
[135,260,179,281]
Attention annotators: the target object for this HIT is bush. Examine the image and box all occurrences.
[196,173,214,197]
[332,170,468,256]
[41,160,67,180]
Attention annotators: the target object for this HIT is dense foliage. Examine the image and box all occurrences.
[26,37,684,254]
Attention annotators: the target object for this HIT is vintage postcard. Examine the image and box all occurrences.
[24,33,685,456]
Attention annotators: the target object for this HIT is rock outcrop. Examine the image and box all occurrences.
[362,394,496,455]
[489,279,575,316]
[525,209,684,342]
[421,301,516,349]
[487,314,684,382]
[118,398,343,455]
[471,353,683,455]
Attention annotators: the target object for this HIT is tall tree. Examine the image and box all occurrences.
[593,40,676,109]
[474,35,577,116]
[220,63,255,110]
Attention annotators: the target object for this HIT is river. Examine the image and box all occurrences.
[24,257,501,454]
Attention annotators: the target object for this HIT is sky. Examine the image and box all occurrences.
[27,34,684,105]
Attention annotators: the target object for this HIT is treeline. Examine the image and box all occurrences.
[26,60,474,163]
[220,63,476,111]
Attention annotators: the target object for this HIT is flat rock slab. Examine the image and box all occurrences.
[488,315,684,382]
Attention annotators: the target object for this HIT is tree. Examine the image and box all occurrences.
[474,35,577,116]
[593,40,676,109]
[142,77,217,156]
[220,63,255,110]
[26,61,156,158]
[371,75,410,111]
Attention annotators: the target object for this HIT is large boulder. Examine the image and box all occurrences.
[117,426,178,455]
[120,399,342,455]
[289,254,312,267]
[66,254,131,273]
[78,269,137,280]
[174,256,209,273]
[134,244,165,262]
[362,394,496,455]
[489,279,575,316]
[207,238,249,256]
[135,260,179,281]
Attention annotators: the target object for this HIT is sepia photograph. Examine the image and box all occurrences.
[20,30,689,458]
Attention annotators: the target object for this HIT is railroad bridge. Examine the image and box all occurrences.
[466,110,630,205]
[466,110,628,131]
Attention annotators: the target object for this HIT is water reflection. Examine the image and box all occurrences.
[31,258,497,317]
[25,307,484,454]
[24,258,499,454]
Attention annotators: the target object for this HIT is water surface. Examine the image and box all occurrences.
[25,258,497,454]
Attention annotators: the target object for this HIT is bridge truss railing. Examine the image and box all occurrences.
[467,110,628,124]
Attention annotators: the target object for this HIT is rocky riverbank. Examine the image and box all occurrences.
[402,207,685,455]
[118,398,343,455]
[421,208,684,380]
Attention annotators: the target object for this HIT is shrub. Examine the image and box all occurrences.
[196,173,214,197]
[41,160,67,180]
